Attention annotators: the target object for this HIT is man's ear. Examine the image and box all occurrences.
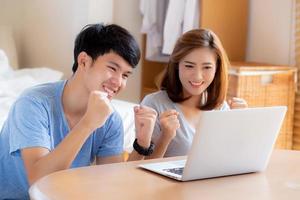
[77,52,89,70]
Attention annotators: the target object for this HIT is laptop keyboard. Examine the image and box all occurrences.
[163,167,184,175]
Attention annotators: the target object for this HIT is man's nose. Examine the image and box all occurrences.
[110,73,122,87]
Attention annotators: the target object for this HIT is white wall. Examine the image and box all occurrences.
[20,0,89,76]
[0,0,142,102]
[0,0,114,77]
[88,0,113,24]
[0,0,295,102]
[246,0,294,65]
[0,0,23,69]
[113,0,142,103]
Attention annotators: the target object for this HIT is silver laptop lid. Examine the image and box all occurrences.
[182,106,287,181]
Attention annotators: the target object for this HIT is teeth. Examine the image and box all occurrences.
[190,81,203,86]
[103,86,115,96]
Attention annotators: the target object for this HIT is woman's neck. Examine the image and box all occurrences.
[177,95,202,129]
[180,94,201,108]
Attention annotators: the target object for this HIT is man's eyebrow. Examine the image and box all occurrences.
[124,71,133,75]
[108,61,133,74]
[108,61,120,68]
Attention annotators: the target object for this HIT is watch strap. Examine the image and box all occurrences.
[133,138,155,156]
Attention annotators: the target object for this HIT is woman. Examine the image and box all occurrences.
[141,28,247,158]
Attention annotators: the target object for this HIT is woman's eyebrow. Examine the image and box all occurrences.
[202,62,213,66]
[183,61,196,65]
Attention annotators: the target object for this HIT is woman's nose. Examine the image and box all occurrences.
[194,69,203,80]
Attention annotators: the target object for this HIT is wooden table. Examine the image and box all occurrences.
[29,150,300,200]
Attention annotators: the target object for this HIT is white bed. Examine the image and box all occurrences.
[0,27,136,153]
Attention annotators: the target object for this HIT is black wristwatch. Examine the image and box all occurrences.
[133,138,155,156]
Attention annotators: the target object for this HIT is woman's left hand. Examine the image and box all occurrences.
[228,97,248,109]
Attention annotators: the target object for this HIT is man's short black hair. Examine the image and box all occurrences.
[72,23,140,73]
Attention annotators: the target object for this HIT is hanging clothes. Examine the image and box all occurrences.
[183,0,199,33]
[140,0,169,61]
[162,0,199,55]
[140,0,199,60]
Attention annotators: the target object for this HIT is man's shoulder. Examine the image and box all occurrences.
[107,110,123,124]
[19,80,65,102]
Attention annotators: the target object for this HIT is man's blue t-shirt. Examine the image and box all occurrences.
[0,80,124,199]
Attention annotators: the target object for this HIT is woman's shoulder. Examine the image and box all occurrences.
[143,90,168,100]
[141,90,173,107]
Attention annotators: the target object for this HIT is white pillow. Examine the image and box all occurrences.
[111,99,137,153]
[13,67,63,83]
[0,67,63,130]
[0,26,19,69]
[0,49,13,76]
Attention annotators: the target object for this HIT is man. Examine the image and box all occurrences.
[0,23,157,199]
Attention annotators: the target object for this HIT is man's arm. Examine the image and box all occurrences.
[96,155,123,164]
[22,91,113,185]
[146,109,180,159]
[146,133,173,159]
[127,106,157,161]
[127,149,148,161]
[22,118,97,185]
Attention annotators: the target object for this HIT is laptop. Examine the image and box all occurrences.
[139,106,287,181]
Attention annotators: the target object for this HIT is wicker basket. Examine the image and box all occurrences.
[293,91,300,150]
[227,63,297,149]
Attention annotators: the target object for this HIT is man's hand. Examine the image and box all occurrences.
[81,91,113,131]
[22,91,114,185]
[228,97,248,109]
[134,105,157,148]
[160,109,180,141]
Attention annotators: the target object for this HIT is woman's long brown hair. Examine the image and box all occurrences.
[160,29,229,110]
